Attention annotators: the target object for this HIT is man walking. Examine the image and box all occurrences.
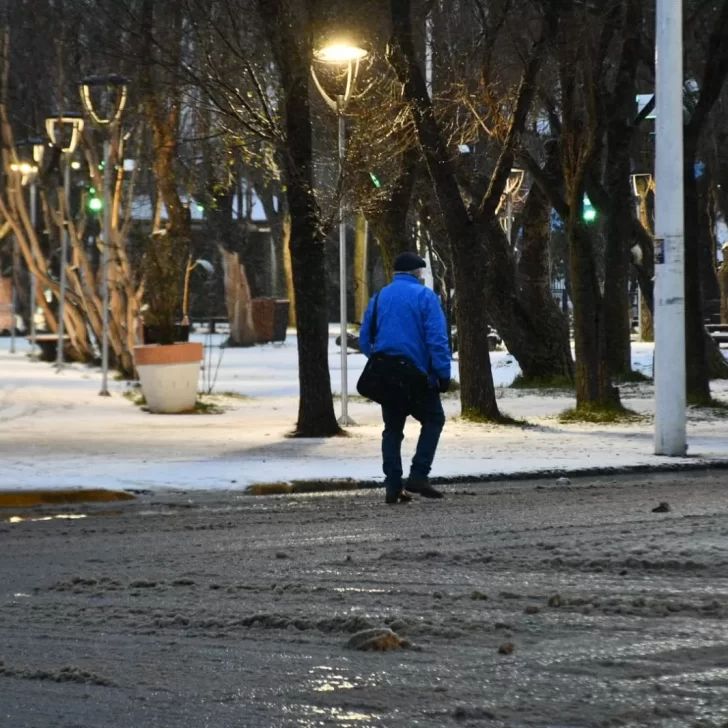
[360,252,451,504]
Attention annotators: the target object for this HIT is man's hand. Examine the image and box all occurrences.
[438,377,451,394]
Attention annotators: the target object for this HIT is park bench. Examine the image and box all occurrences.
[30,334,70,362]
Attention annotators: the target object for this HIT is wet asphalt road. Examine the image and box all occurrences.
[1,472,728,728]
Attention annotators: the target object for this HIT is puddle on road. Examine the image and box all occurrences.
[6,514,88,524]
[307,666,377,696]
[2,509,129,524]
[292,706,379,726]
[332,587,387,595]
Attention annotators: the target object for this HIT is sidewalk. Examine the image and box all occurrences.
[2,335,728,493]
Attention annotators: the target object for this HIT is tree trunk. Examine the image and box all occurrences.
[354,213,369,323]
[720,261,728,324]
[633,205,728,379]
[389,0,499,420]
[697,169,721,318]
[515,156,574,382]
[257,0,340,437]
[455,228,501,419]
[601,0,642,377]
[684,134,712,403]
[570,224,618,407]
[555,9,619,412]
[603,132,634,377]
[369,145,419,280]
[640,296,654,342]
[281,213,295,327]
[220,248,256,346]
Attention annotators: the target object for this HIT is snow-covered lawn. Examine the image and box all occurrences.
[2,332,728,492]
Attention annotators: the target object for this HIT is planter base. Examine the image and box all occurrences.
[134,342,203,414]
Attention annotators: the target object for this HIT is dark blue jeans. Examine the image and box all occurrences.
[382,388,446,494]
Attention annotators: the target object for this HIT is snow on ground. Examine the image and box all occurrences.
[2,332,728,492]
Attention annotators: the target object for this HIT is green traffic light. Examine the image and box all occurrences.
[583,194,597,223]
[88,197,103,213]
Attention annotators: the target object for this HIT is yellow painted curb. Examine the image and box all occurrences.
[0,489,136,509]
[247,480,360,496]
[247,483,293,496]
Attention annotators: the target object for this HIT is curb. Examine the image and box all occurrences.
[246,459,728,496]
[0,489,137,509]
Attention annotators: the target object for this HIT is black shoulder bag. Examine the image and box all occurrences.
[356,294,429,411]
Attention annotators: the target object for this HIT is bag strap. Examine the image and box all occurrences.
[370,293,380,347]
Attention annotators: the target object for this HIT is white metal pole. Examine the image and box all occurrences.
[29,181,37,357]
[9,235,17,354]
[338,96,353,426]
[100,137,112,397]
[654,0,686,456]
[56,157,70,369]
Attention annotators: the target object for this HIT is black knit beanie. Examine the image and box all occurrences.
[393,252,427,272]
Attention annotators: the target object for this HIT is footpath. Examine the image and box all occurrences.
[2,336,728,501]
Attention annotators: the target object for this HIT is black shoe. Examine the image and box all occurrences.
[407,478,443,499]
[385,489,413,504]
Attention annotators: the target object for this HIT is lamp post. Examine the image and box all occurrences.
[78,74,130,397]
[631,173,654,341]
[311,41,368,427]
[46,112,84,370]
[12,139,46,357]
[498,168,525,245]
[654,0,686,456]
[7,158,38,354]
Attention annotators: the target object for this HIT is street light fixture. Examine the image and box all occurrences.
[313,43,368,64]
[46,112,85,370]
[10,139,45,356]
[45,112,84,154]
[79,74,129,128]
[78,73,130,397]
[312,41,368,427]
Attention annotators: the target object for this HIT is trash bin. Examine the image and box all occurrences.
[252,298,276,343]
[273,299,290,343]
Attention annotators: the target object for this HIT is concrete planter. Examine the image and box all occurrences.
[134,342,203,414]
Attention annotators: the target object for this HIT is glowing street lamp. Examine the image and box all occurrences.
[78,74,130,396]
[311,40,368,427]
[46,112,85,370]
[313,43,368,64]
[79,74,129,128]
[45,112,84,154]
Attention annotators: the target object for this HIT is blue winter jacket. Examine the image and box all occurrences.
[360,273,451,380]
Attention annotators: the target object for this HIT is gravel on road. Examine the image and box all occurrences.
[1,471,728,727]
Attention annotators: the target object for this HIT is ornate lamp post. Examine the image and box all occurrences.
[311,41,368,427]
[631,173,655,341]
[11,138,46,356]
[497,168,525,245]
[46,112,84,369]
[78,74,130,396]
